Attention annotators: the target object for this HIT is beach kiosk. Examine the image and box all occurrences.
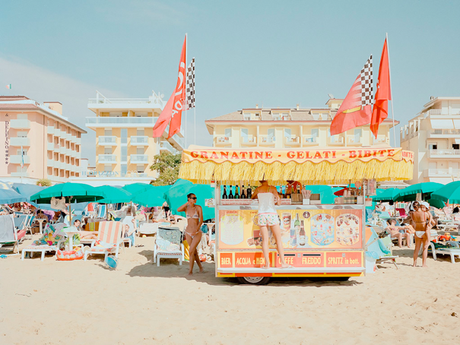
[179,147,414,284]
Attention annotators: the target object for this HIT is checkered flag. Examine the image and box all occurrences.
[186,58,195,110]
[360,55,373,106]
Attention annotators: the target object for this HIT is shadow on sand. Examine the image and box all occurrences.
[126,250,363,287]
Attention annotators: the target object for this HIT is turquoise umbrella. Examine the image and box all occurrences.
[122,183,154,194]
[164,179,215,220]
[132,185,170,207]
[372,188,399,202]
[394,182,443,201]
[96,185,133,204]
[427,198,446,209]
[431,181,460,204]
[30,183,105,204]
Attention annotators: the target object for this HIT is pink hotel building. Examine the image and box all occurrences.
[0,96,85,184]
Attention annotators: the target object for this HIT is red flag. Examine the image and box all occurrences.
[370,38,391,138]
[168,37,187,138]
[152,92,175,137]
[330,56,373,136]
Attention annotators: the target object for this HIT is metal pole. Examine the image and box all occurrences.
[386,33,397,147]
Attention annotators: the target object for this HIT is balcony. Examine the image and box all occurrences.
[99,136,117,146]
[302,135,319,146]
[424,168,460,178]
[10,119,30,129]
[47,159,55,167]
[215,136,231,146]
[373,136,390,145]
[429,149,460,158]
[130,154,149,164]
[258,135,276,146]
[11,172,28,177]
[86,117,157,128]
[10,155,30,164]
[130,136,149,146]
[160,141,178,154]
[347,137,363,146]
[427,129,460,138]
[98,154,117,164]
[10,137,30,147]
[47,126,55,134]
[327,137,345,146]
[241,136,257,146]
[285,136,300,147]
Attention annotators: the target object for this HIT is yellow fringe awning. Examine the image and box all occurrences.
[178,147,414,185]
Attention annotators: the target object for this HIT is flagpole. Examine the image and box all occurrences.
[184,32,188,150]
[386,33,397,147]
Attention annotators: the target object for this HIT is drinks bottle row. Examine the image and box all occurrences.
[222,184,252,199]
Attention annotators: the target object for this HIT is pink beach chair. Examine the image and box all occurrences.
[84,221,123,261]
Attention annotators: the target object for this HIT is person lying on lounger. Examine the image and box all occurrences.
[386,219,415,248]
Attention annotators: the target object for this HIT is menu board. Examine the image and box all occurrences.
[218,208,363,250]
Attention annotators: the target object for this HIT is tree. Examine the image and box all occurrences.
[36,178,52,186]
[150,152,182,186]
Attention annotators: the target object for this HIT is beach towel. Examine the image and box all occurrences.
[32,224,65,247]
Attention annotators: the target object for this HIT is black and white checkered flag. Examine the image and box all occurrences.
[360,55,373,106]
[186,58,195,110]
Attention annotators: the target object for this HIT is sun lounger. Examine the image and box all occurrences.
[0,214,21,255]
[84,221,123,261]
[376,235,399,269]
[429,241,460,263]
[21,223,66,261]
[153,227,184,266]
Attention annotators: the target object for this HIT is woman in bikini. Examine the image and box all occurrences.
[251,180,290,269]
[411,201,434,267]
[177,193,204,275]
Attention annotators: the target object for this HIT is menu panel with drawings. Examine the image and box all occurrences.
[218,208,363,250]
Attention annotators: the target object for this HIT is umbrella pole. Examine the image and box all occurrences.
[69,196,73,224]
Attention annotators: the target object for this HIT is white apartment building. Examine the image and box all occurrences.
[400,96,460,184]
[72,91,184,186]
[206,98,398,149]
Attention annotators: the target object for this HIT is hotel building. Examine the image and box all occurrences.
[0,96,85,184]
[400,97,460,184]
[205,98,397,149]
[81,91,184,185]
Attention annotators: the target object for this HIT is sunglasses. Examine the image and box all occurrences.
[190,197,197,200]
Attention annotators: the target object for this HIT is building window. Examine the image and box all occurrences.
[137,129,144,136]
[428,143,437,150]
[137,165,144,173]
[225,128,231,139]
[241,129,249,143]
[121,164,127,177]
[104,147,112,154]
[121,129,127,144]
[268,129,276,142]
[453,144,459,150]
[105,129,112,136]
[136,147,144,154]
[121,146,127,161]
[243,113,251,121]
[354,129,362,142]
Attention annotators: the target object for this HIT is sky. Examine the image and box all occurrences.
[1,0,459,163]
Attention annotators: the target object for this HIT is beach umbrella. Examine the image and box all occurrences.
[372,188,399,202]
[13,183,47,201]
[431,181,460,204]
[122,183,154,194]
[0,180,13,190]
[427,198,446,209]
[394,182,443,201]
[132,185,170,207]
[0,189,27,204]
[96,185,133,204]
[30,183,105,221]
[164,179,215,220]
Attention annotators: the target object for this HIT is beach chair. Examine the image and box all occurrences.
[84,221,123,261]
[21,224,66,261]
[97,205,107,219]
[138,223,159,236]
[375,236,399,269]
[430,241,460,263]
[153,227,184,266]
[0,214,21,255]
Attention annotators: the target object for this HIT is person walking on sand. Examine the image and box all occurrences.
[178,193,204,275]
[251,180,290,269]
[411,201,434,267]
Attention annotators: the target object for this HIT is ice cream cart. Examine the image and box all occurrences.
[179,147,414,284]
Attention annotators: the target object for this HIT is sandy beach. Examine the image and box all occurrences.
[1,237,460,345]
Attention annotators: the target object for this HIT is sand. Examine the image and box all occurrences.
[1,236,460,345]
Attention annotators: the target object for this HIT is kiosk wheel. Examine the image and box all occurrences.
[237,277,271,285]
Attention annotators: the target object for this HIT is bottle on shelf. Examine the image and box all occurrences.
[222,185,228,199]
[299,220,306,246]
[247,185,252,199]
[241,185,246,199]
[293,214,300,242]
[235,185,239,199]
[229,185,234,199]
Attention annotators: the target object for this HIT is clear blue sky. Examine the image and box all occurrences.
[1,0,459,161]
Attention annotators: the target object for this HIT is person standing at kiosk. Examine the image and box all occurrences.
[252,181,290,269]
